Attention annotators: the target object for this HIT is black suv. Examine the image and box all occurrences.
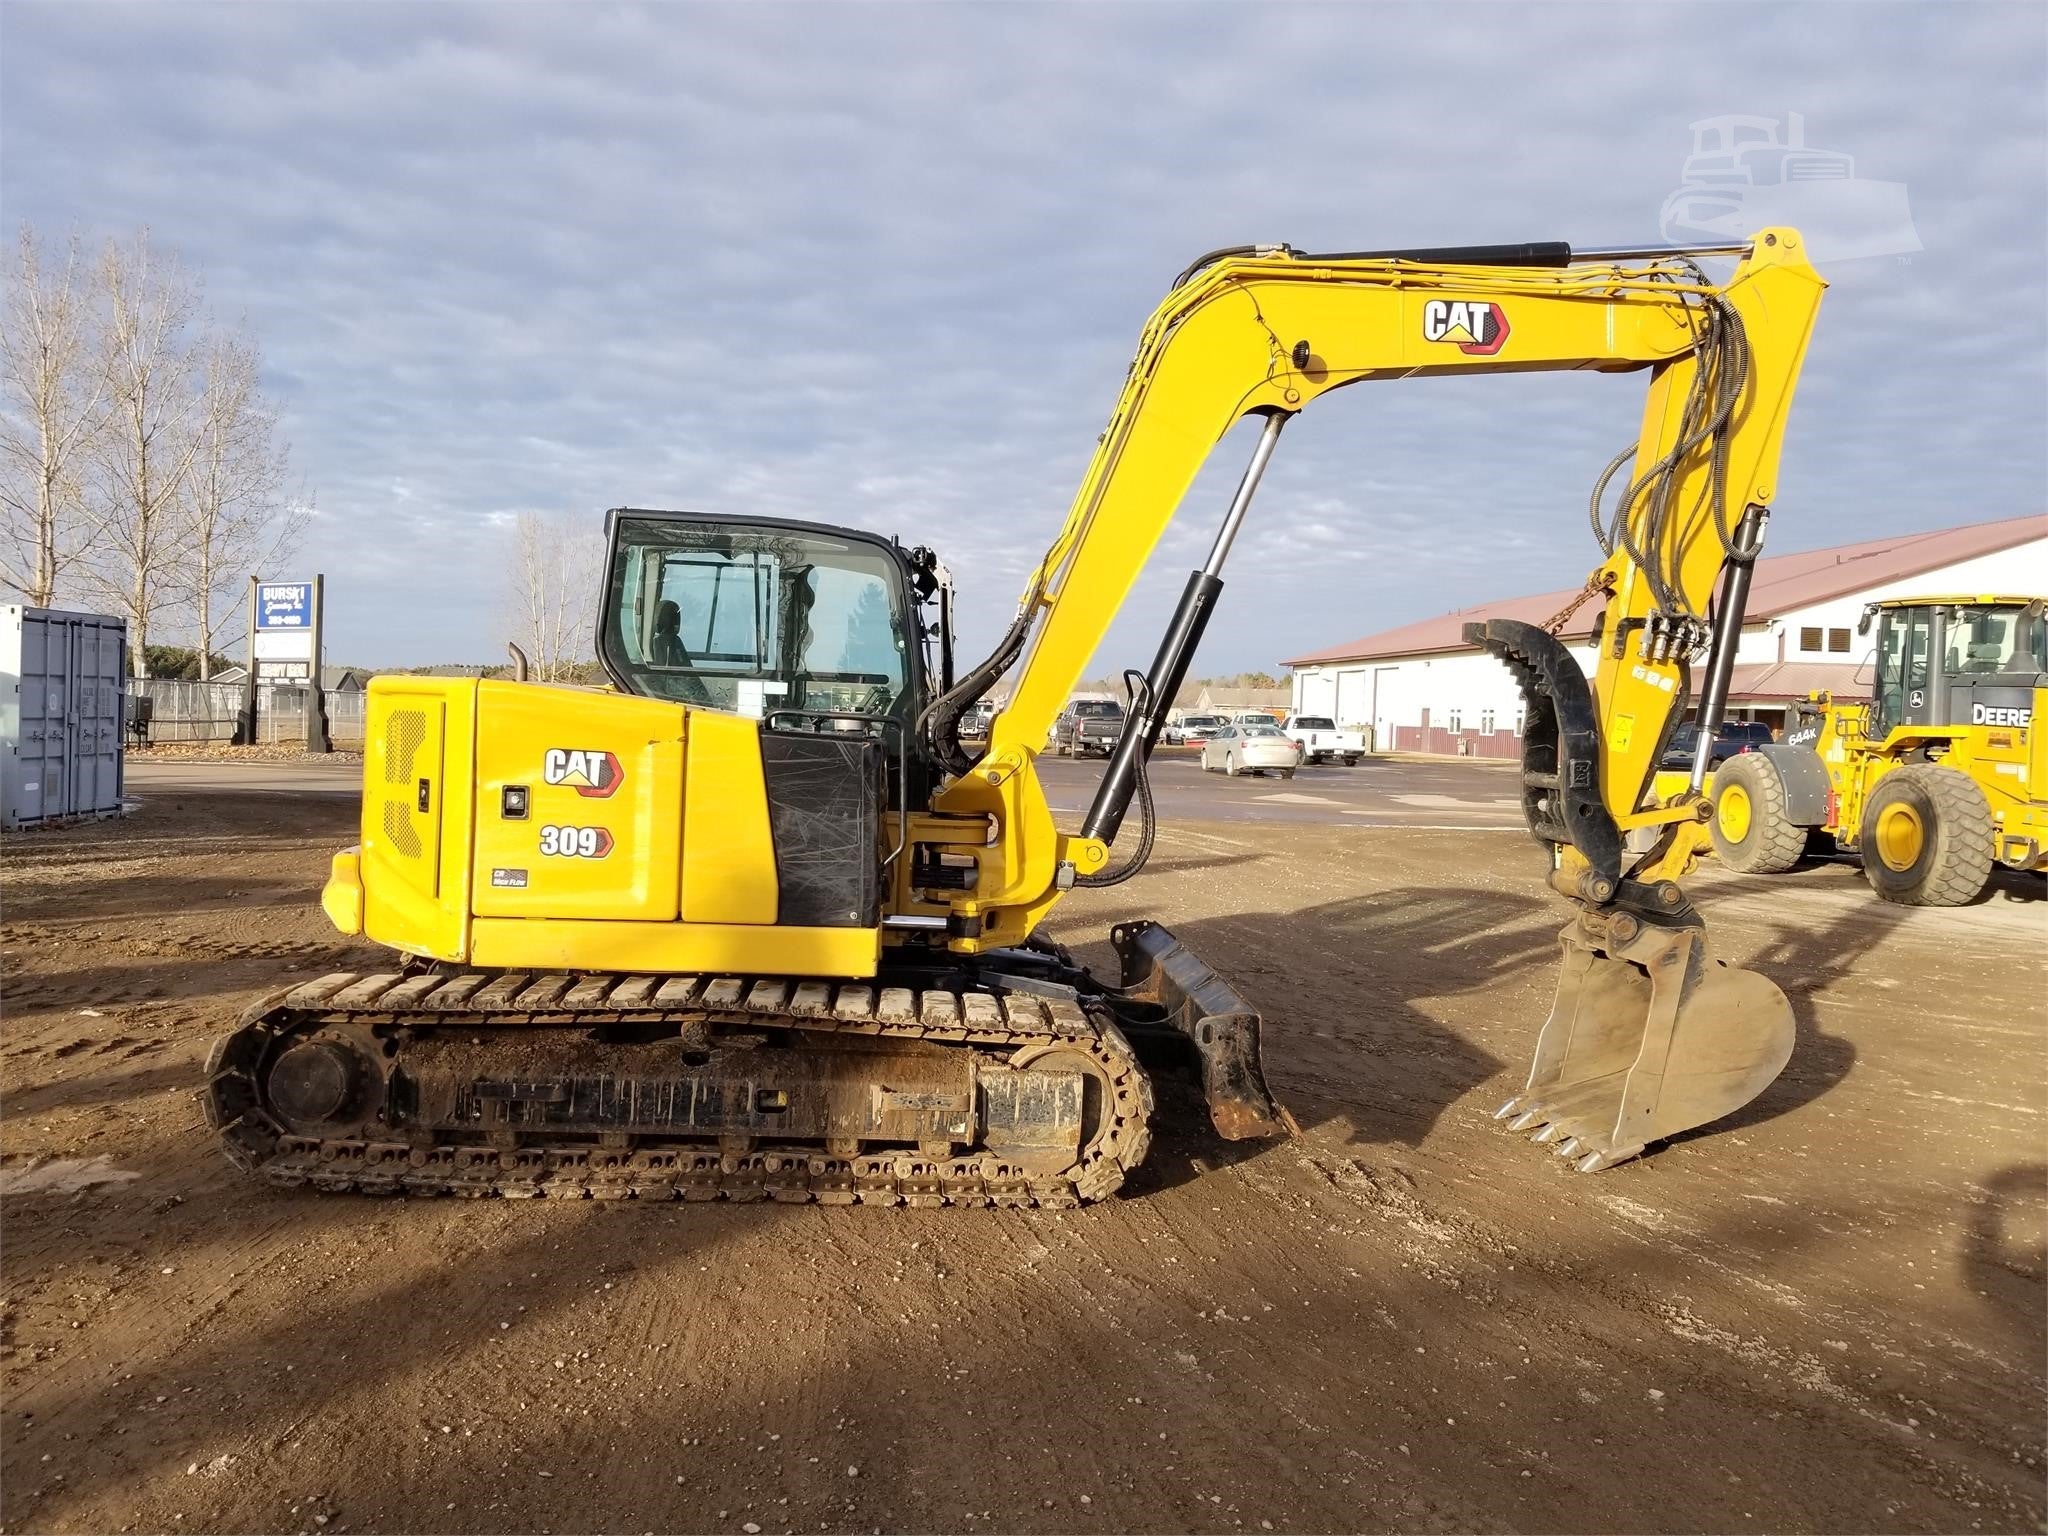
[1660,719,1774,769]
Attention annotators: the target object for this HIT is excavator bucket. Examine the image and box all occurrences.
[1494,912,1794,1171]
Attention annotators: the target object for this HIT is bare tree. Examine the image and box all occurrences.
[86,231,205,675]
[507,512,603,682]
[0,227,111,606]
[181,328,305,677]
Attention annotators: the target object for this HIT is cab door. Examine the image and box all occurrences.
[1873,607,1934,734]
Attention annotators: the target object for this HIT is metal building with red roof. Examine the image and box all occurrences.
[1283,515,2046,757]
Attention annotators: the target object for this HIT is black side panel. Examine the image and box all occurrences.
[758,733,883,928]
[1951,677,2043,729]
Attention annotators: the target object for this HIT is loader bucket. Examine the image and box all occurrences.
[1109,920,1298,1141]
[1494,912,1793,1171]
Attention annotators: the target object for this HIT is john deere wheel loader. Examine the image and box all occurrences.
[204,230,1826,1201]
[1709,596,2047,904]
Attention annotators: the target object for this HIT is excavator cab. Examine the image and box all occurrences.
[599,509,936,749]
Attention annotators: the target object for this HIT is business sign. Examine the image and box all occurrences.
[256,583,313,631]
[241,573,330,752]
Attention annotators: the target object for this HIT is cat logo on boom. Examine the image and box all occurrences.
[542,747,623,798]
[1422,299,1510,355]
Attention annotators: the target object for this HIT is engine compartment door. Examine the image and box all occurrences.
[470,681,685,921]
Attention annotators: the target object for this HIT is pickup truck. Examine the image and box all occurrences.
[1053,698,1126,758]
[1659,718,1773,770]
[1279,714,1365,765]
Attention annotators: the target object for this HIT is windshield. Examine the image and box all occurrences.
[1183,715,1223,727]
[1072,701,1122,718]
[601,515,911,720]
[1242,724,1284,737]
[1944,605,2044,676]
[1293,717,1335,729]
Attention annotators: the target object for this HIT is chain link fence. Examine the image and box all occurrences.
[133,679,366,748]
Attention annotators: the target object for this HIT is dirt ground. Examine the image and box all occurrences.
[2,785,2043,1535]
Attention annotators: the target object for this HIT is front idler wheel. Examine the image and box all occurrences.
[262,1026,388,1137]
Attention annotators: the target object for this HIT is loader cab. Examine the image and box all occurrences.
[1862,597,2046,737]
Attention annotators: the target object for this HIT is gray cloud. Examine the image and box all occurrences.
[4,2,2041,670]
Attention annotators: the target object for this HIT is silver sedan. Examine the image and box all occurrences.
[1199,723,1302,778]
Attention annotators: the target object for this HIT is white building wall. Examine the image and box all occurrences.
[1740,539,2048,666]
[1289,533,2046,754]
[1292,646,1594,753]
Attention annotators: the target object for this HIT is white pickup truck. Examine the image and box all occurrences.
[1279,714,1366,765]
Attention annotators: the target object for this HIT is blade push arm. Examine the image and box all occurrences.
[932,231,1824,942]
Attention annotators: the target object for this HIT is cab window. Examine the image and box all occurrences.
[602,516,910,721]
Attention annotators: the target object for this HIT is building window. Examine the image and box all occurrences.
[1514,708,1525,737]
[1828,627,1851,653]
[1799,626,1823,652]
[1480,708,1495,734]
[1446,709,1463,733]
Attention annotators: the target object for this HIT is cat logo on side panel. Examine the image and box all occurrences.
[542,748,623,798]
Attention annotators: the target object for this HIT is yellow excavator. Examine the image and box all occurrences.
[204,230,1825,1201]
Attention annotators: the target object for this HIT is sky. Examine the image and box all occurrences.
[3,2,2043,673]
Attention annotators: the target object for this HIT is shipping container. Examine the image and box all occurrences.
[0,606,127,830]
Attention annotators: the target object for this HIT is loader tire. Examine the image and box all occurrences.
[1708,751,1807,874]
[1858,765,1994,906]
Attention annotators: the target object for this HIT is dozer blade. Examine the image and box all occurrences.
[1494,913,1793,1171]
[1110,919,1298,1141]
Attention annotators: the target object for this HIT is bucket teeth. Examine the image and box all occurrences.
[1490,1096,1644,1173]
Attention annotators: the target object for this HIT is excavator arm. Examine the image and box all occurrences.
[929,230,1826,1169]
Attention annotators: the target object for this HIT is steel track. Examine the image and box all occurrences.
[201,968,1155,1207]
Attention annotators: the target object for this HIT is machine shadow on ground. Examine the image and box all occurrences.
[1073,871,1890,1186]
[1960,1160,2048,1357]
